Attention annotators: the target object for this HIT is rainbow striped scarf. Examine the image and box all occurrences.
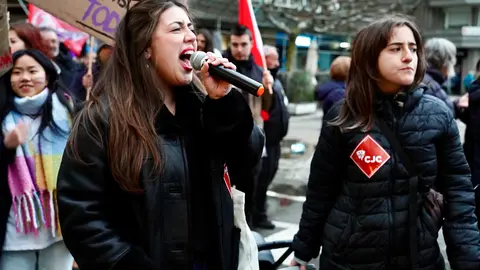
[2,88,72,237]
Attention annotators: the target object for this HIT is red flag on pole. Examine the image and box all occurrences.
[238,0,267,69]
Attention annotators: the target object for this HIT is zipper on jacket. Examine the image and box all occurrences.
[149,157,164,266]
[386,115,397,269]
[179,137,193,267]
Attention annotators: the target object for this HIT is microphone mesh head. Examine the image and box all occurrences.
[190,51,207,70]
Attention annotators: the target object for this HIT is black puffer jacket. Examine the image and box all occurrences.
[292,87,480,270]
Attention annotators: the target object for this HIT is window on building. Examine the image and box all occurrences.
[444,6,472,29]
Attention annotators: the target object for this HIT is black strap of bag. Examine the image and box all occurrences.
[377,119,419,270]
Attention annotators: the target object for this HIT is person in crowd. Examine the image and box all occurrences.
[70,44,113,101]
[464,71,475,90]
[423,37,468,117]
[9,23,50,56]
[0,49,75,269]
[195,29,221,80]
[75,43,96,68]
[197,28,214,53]
[96,43,113,65]
[39,27,78,85]
[253,45,290,230]
[56,0,264,269]
[223,24,274,226]
[460,58,480,226]
[197,28,222,56]
[315,56,351,114]
[224,24,274,122]
[291,15,480,270]
[461,59,480,172]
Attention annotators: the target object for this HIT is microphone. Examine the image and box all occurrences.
[190,51,264,97]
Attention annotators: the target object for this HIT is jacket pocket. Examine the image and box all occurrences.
[231,226,241,269]
[419,206,439,242]
[335,215,355,253]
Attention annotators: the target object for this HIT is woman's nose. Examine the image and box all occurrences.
[20,73,31,81]
[402,50,413,63]
[185,30,196,43]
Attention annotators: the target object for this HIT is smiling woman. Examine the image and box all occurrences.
[55,0,264,269]
[0,49,75,270]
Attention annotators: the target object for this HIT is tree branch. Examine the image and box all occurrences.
[262,6,292,34]
[260,0,418,36]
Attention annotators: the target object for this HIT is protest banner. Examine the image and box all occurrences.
[27,0,140,45]
[0,0,12,76]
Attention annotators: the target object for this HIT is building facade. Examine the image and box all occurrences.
[191,0,349,71]
[415,0,480,93]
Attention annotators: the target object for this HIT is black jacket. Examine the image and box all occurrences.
[292,87,480,270]
[468,81,480,207]
[0,135,14,258]
[56,87,264,270]
[223,50,272,112]
[54,42,79,86]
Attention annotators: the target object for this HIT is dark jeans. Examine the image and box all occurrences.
[247,159,262,226]
[253,144,281,222]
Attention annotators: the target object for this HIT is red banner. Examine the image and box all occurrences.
[238,0,266,69]
[28,4,89,56]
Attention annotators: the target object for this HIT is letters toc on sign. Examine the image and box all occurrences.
[81,0,121,37]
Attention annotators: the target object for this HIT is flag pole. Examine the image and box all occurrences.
[86,35,95,100]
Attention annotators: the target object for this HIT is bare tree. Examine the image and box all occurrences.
[260,0,423,70]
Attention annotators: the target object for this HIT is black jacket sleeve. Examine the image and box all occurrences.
[202,89,257,155]
[436,113,480,270]
[57,115,153,270]
[291,105,343,262]
[202,89,264,213]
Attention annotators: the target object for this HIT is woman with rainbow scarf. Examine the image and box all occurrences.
[0,49,75,269]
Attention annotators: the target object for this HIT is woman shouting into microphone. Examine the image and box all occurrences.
[55,1,264,269]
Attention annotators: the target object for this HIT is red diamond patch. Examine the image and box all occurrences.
[350,135,390,178]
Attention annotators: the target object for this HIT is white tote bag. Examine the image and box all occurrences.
[223,165,259,270]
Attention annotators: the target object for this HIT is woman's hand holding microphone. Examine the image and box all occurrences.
[200,52,237,100]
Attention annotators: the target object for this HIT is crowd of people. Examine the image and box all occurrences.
[0,0,479,269]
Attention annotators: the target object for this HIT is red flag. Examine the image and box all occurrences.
[238,0,266,69]
[28,5,88,56]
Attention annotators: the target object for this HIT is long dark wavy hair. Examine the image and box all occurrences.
[0,49,73,137]
[197,28,214,52]
[331,15,426,132]
[68,0,203,193]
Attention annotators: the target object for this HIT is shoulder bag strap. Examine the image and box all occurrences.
[377,119,420,270]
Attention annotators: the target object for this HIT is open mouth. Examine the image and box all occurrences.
[179,50,194,67]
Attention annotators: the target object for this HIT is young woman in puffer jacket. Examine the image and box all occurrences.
[290,15,480,270]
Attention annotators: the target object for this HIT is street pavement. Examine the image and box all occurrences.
[257,105,467,269]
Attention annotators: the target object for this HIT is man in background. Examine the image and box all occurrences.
[253,45,290,229]
[39,27,78,85]
[223,24,274,226]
